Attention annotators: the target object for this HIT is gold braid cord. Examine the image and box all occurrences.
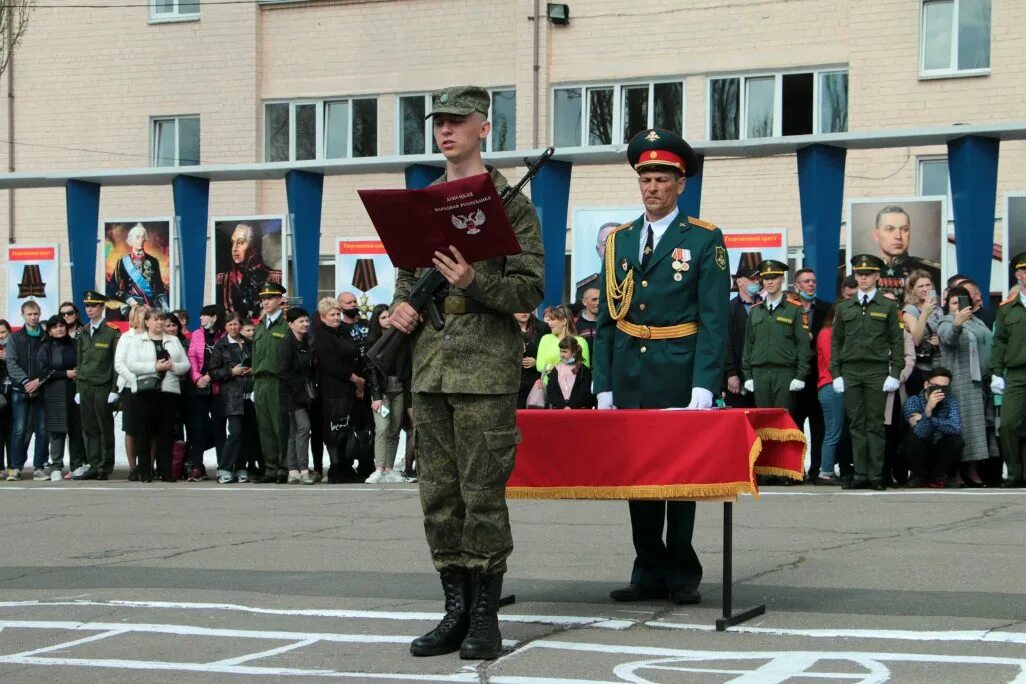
[605,229,634,320]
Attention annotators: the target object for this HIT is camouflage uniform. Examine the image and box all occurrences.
[394,167,544,575]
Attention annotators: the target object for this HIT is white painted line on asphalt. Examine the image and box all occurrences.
[646,621,1026,644]
[209,638,321,666]
[6,629,126,657]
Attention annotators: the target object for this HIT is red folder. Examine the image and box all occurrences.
[358,172,522,269]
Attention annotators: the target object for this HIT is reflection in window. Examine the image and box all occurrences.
[265,104,289,163]
[745,77,775,139]
[295,104,316,161]
[587,87,613,146]
[490,90,516,152]
[653,82,683,134]
[621,85,649,144]
[820,71,848,133]
[324,101,349,159]
[921,0,991,72]
[709,78,739,141]
[554,88,583,147]
[352,99,377,157]
[400,96,426,155]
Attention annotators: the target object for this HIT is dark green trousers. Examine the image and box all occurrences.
[843,367,889,482]
[79,385,115,474]
[413,392,518,575]
[753,367,795,412]
[1001,369,1026,481]
[253,376,283,477]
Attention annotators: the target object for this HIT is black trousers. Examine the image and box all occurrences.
[188,393,225,471]
[220,415,244,472]
[905,433,964,482]
[627,501,703,592]
[134,392,174,480]
[883,398,909,484]
[792,383,825,477]
[309,394,324,473]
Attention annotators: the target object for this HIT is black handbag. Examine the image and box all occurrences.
[135,375,162,393]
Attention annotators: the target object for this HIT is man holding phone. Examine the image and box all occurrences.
[903,366,963,487]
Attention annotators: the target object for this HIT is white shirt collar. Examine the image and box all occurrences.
[765,292,785,309]
[646,207,680,242]
[266,310,282,326]
[1019,291,1026,308]
[859,288,877,303]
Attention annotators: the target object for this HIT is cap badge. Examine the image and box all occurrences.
[648,151,658,159]
[644,130,660,142]
[439,92,449,104]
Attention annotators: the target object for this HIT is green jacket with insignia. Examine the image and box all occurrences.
[392,167,545,395]
[593,213,730,408]
[252,312,288,378]
[992,296,1026,375]
[829,291,904,378]
[741,298,811,380]
[75,321,120,392]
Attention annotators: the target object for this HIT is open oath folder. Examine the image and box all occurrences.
[357,172,522,269]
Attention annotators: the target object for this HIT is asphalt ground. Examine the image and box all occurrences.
[0,478,1024,683]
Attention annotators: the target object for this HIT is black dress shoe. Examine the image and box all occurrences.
[669,587,701,605]
[97,472,109,481]
[841,478,865,490]
[609,584,667,602]
[259,475,278,484]
[276,471,288,485]
[869,480,885,491]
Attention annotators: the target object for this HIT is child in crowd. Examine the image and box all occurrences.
[544,336,595,409]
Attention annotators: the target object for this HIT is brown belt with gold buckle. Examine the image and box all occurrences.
[615,319,699,340]
[443,296,493,315]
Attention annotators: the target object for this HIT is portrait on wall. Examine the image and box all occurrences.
[212,216,285,320]
[335,238,396,320]
[103,219,172,319]
[847,197,946,304]
[6,244,60,320]
[1004,194,1026,293]
[570,207,641,303]
[721,229,788,298]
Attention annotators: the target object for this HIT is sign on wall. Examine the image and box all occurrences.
[721,229,789,297]
[6,244,60,320]
[335,238,396,320]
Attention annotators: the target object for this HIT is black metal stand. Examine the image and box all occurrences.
[715,501,765,631]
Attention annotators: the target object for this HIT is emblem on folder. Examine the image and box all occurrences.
[451,209,486,235]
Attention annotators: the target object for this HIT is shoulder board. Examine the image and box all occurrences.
[105,322,120,331]
[687,217,717,231]
[751,301,764,308]
[916,257,941,269]
[1000,294,1019,307]
[611,221,633,235]
[785,293,802,307]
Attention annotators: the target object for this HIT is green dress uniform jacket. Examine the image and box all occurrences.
[252,312,289,479]
[593,214,730,409]
[76,321,121,475]
[741,298,811,410]
[252,313,288,377]
[992,294,1026,481]
[76,322,120,391]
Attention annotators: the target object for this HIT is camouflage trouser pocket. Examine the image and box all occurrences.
[480,427,519,484]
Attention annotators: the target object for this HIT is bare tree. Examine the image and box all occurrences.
[0,0,34,78]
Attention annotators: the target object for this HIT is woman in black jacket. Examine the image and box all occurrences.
[0,320,12,478]
[207,313,254,484]
[313,297,365,483]
[515,311,550,408]
[36,315,86,476]
[277,307,316,485]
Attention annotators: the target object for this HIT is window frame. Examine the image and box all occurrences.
[150,115,200,167]
[705,66,848,141]
[149,0,199,23]
[550,78,686,148]
[263,97,378,162]
[918,0,991,79]
[396,88,517,156]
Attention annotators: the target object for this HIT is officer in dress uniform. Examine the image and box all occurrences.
[830,255,904,490]
[251,282,289,484]
[991,251,1026,487]
[73,291,121,480]
[593,128,729,605]
[741,260,810,414]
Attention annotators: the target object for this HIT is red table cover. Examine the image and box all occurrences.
[508,408,805,501]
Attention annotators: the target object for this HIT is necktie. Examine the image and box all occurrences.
[641,225,654,270]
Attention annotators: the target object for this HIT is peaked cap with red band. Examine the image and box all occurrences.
[626,128,700,178]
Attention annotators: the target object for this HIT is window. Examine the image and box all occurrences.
[264,98,377,162]
[918,157,950,197]
[708,68,847,141]
[398,89,516,155]
[921,0,991,76]
[318,257,335,304]
[552,80,684,147]
[151,116,200,166]
[150,0,198,21]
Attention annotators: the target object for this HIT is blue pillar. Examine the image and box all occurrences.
[947,135,999,293]
[676,153,704,218]
[285,170,324,309]
[797,144,847,302]
[531,159,573,310]
[172,175,210,318]
[405,163,444,190]
[65,180,101,312]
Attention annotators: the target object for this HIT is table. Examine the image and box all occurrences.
[507,408,806,629]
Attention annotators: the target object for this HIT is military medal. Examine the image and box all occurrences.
[674,273,683,281]
[621,258,628,272]
[681,261,689,272]
[672,260,683,271]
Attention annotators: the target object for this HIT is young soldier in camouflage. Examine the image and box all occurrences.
[389,86,544,660]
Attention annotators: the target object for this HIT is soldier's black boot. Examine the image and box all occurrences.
[459,572,503,660]
[410,568,469,657]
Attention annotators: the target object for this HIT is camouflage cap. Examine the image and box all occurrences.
[426,85,490,119]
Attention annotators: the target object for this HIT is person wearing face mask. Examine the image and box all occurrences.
[543,336,595,409]
[338,290,374,475]
[903,366,964,487]
[723,263,761,408]
[790,268,830,481]
[186,304,226,482]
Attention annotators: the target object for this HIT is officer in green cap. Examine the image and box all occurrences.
[593,128,729,606]
[741,260,810,412]
[991,251,1026,487]
[830,254,904,490]
[73,290,121,480]
[251,281,289,483]
[388,85,544,660]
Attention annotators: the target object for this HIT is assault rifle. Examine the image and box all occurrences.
[367,147,555,375]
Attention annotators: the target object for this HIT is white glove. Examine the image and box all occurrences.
[882,376,900,393]
[789,379,806,392]
[743,379,755,393]
[991,375,1005,395]
[107,392,119,404]
[686,387,714,409]
[832,377,844,393]
[246,392,255,402]
[596,391,615,410]
[73,393,80,405]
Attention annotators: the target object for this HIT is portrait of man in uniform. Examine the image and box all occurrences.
[103,220,172,315]
[214,217,284,320]
[572,209,642,303]
[849,199,944,304]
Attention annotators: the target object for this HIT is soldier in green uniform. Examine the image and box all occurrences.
[593,128,729,605]
[830,254,904,490]
[389,86,544,660]
[741,260,810,413]
[991,251,1026,487]
[73,291,121,481]
[251,282,289,484]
